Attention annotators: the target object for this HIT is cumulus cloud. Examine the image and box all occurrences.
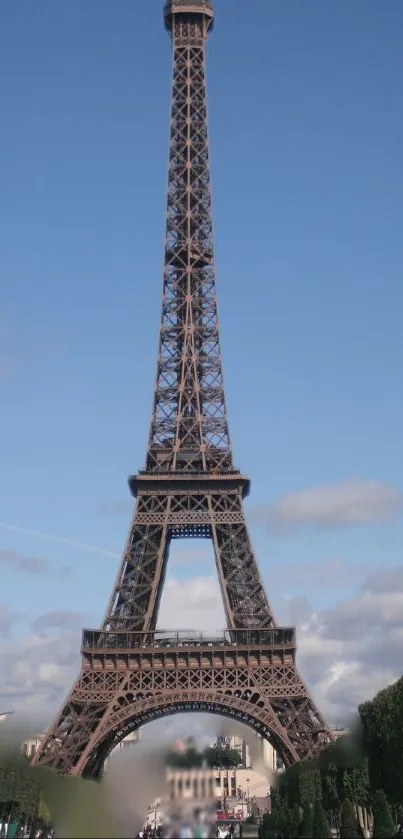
[281,556,369,590]
[32,610,85,637]
[284,595,314,627]
[290,564,403,720]
[0,611,84,721]
[158,575,226,632]
[0,548,71,578]
[169,545,213,568]
[363,565,403,594]
[260,479,403,530]
[0,605,18,640]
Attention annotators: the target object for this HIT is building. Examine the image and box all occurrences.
[213,732,285,774]
[332,727,351,740]
[167,766,269,805]
[216,735,250,768]
[21,735,45,758]
[260,737,285,773]
[111,729,141,755]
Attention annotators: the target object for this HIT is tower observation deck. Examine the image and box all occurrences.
[164,1,214,33]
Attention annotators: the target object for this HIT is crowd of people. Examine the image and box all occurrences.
[137,808,241,838]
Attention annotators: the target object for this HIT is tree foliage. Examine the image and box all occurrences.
[37,790,51,824]
[0,767,40,821]
[312,800,331,838]
[339,798,361,839]
[298,805,314,838]
[268,673,403,837]
[166,745,241,769]
[166,747,203,768]
[359,675,403,809]
[372,789,395,839]
[288,802,302,838]
[204,747,242,768]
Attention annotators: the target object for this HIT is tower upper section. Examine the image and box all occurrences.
[141,0,234,477]
[164,1,214,34]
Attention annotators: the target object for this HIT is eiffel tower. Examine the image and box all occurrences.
[33,0,332,778]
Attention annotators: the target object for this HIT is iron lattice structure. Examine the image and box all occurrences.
[33,0,333,777]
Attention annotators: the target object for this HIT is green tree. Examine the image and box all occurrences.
[372,789,395,839]
[0,767,40,824]
[300,769,322,808]
[312,800,331,838]
[299,805,314,838]
[359,676,403,808]
[351,759,371,809]
[287,803,302,838]
[166,749,202,768]
[260,811,278,839]
[203,746,240,768]
[277,802,290,837]
[341,767,354,801]
[222,747,241,767]
[279,761,304,809]
[339,798,361,839]
[270,786,282,813]
[321,760,339,814]
[37,790,51,824]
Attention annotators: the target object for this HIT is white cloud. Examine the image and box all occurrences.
[291,567,403,720]
[261,478,403,530]
[0,548,71,578]
[0,610,82,721]
[0,605,18,640]
[280,556,369,590]
[363,565,403,594]
[32,610,85,636]
[158,575,226,632]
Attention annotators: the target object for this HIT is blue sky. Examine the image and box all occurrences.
[1,0,403,655]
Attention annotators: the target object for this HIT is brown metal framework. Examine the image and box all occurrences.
[32,0,333,777]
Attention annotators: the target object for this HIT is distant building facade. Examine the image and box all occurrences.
[111,729,141,755]
[167,766,269,804]
[21,735,45,758]
[214,733,285,774]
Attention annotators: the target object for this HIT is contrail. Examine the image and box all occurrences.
[0,523,120,560]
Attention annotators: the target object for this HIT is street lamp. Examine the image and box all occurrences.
[246,777,250,815]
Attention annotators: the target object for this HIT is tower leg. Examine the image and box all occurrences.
[103,495,172,634]
[209,493,274,630]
